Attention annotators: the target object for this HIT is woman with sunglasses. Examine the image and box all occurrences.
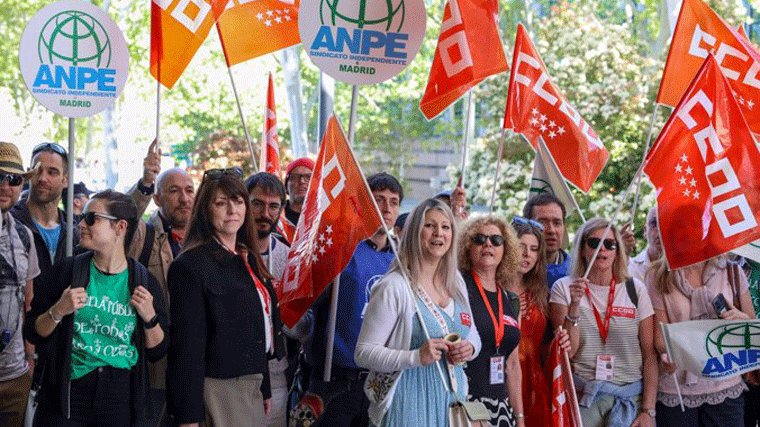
[24,190,168,427]
[549,218,657,427]
[457,215,523,427]
[355,198,481,426]
[167,169,278,427]
[646,254,753,426]
[507,217,569,427]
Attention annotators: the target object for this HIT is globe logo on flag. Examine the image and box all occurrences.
[706,322,760,358]
[38,11,112,67]
[319,0,406,32]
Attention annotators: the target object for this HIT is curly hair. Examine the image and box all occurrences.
[512,220,548,315]
[458,214,520,292]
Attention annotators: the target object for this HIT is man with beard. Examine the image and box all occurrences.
[127,148,194,427]
[0,142,40,427]
[245,172,289,427]
[280,158,314,243]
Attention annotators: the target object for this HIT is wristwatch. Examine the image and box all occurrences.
[137,179,155,196]
[143,314,160,329]
[643,408,656,418]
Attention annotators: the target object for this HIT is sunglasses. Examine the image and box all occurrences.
[203,167,243,181]
[472,233,504,247]
[31,143,68,162]
[512,216,545,231]
[0,173,23,187]
[586,237,617,251]
[82,211,120,226]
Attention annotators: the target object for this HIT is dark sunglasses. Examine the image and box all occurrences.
[0,173,23,187]
[31,143,68,162]
[512,216,544,231]
[472,233,504,247]
[586,237,617,251]
[82,211,120,226]
[203,167,243,181]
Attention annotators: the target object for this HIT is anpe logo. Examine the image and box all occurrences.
[20,1,129,117]
[702,322,760,377]
[299,0,425,85]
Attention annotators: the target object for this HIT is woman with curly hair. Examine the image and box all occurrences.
[458,215,523,427]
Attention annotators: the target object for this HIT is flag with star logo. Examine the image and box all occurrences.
[216,0,300,67]
[279,115,383,327]
[658,0,760,135]
[419,0,508,120]
[151,0,227,88]
[644,55,760,269]
[504,23,609,193]
[261,73,280,177]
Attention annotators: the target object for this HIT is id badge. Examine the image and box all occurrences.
[490,356,505,385]
[595,354,615,381]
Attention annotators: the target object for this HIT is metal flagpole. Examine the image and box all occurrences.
[629,103,661,229]
[226,67,259,171]
[156,81,161,143]
[459,91,474,187]
[66,118,75,256]
[660,322,686,411]
[324,85,360,382]
[488,128,508,212]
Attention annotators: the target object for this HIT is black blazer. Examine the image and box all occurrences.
[23,252,169,421]
[166,240,278,424]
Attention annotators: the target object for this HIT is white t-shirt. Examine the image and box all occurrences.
[550,276,654,385]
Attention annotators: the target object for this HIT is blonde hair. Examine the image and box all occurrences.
[569,218,629,282]
[389,198,465,304]
[458,214,520,291]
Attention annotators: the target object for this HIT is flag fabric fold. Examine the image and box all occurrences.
[262,72,280,177]
[419,0,507,120]
[529,137,584,222]
[504,23,609,193]
[279,115,383,327]
[644,55,760,269]
[550,334,581,427]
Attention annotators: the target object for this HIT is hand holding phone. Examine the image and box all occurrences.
[712,293,729,317]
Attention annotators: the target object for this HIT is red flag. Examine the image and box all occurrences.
[261,73,280,177]
[419,0,508,120]
[550,335,581,427]
[644,55,760,269]
[279,116,383,327]
[504,24,609,193]
[151,0,226,89]
[657,0,760,135]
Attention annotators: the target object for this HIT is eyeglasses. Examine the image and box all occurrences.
[31,143,68,162]
[250,199,282,213]
[0,173,23,187]
[289,172,312,183]
[472,233,504,247]
[203,167,243,181]
[82,211,120,226]
[512,216,545,231]
[586,237,618,251]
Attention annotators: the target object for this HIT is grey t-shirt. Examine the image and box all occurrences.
[0,213,40,381]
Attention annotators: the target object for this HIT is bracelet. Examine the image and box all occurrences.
[515,413,525,419]
[143,314,159,329]
[48,308,62,324]
[565,314,579,327]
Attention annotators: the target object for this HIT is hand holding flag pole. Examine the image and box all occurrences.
[659,322,686,411]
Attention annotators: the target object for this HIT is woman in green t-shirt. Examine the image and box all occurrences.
[25,190,168,427]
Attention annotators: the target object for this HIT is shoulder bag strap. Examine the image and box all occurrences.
[138,222,155,268]
[625,278,638,308]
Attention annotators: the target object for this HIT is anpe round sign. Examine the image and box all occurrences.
[19,0,129,118]
[299,0,426,85]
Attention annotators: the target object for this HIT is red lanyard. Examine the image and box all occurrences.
[472,272,505,350]
[241,254,271,315]
[584,278,616,344]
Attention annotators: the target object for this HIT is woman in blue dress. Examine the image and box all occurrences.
[355,198,481,426]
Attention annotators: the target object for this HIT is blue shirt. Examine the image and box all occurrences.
[34,221,61,262]
[329,239,395,369]
[547,249,571,289]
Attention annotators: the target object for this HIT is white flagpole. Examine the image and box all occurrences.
[156,81,161,144]
[659,322,686,411]
[488,128,508,212]
[226,67,259,171]
[459,91,474,188]
[324,88,360,382]
[629,103,661,229]
[66,118,75,256]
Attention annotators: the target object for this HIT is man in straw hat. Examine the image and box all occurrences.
[0,142,41,427]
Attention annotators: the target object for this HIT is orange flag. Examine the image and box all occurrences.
[645,55,760,269]
[279,115,383,327]
[504,24,609,193]
[150,0,226,89]
[261,73,280,177]
[419,0,507,120]
[216,0,300,67]
[658,0,760,134]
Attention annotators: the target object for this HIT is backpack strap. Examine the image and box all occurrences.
[728,262,742,311]
[72,252,91,289]
[625,277,638,308]
[138,222,155,268]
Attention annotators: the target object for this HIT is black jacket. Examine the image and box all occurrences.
[23,252,169,421]
[11,199,78,278]
[166,240,279,424]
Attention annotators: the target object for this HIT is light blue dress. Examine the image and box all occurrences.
[380,297,471,426]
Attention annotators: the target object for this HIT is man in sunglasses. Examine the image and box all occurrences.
[281,158,315,244]
[523,193,572,287]
[0,142,41,427]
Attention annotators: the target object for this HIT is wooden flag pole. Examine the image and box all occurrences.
[226,67,258,171]
[629,103,661,230]
[488,128,508,212]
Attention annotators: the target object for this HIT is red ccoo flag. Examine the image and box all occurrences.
[419,0,508,120]
[261,73,280,177]
[504,24,609,193]
[550,333,581,427]
[644,55,760,269]
[278,115,383,327]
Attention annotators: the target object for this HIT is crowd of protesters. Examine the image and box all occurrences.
[0,140,758,427]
